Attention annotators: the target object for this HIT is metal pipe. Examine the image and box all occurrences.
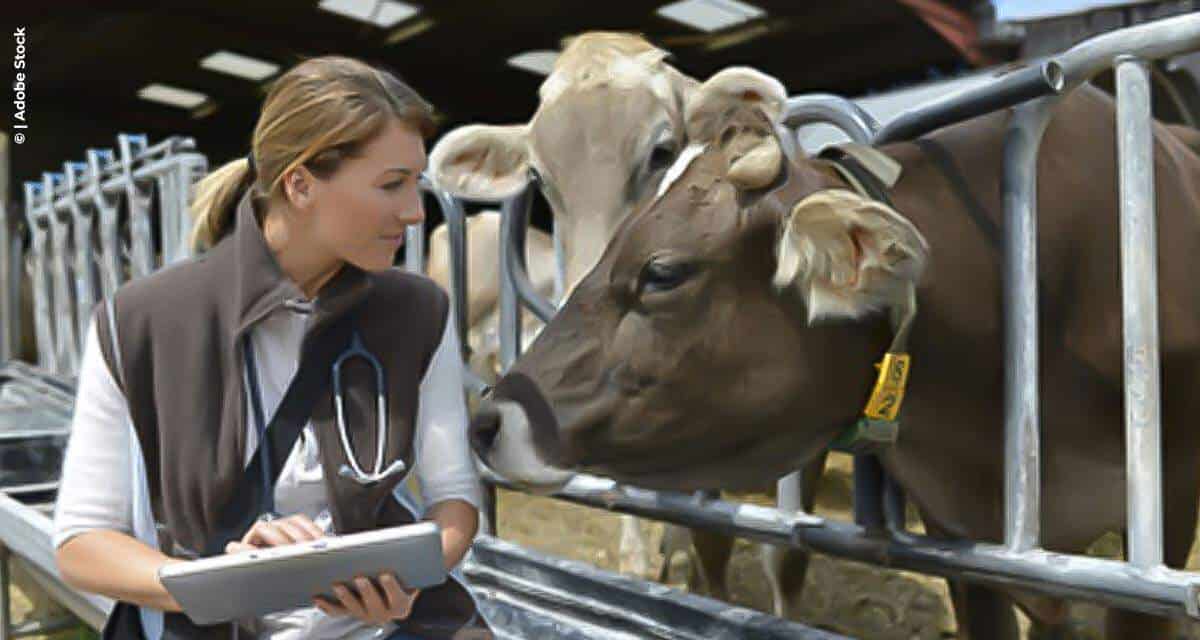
[496,189,528,369]
[874,61,1064,145]
[1053,12,1200,90]
[87,149,123,300]
[42,173,77,376]
[783,94,879,145]
[64,162,98,352]
[0,202,13,362]
[44,135,196,201]
[1116,56,1164,572]
[404,224,424,273]
[481,470,1200,619]
[22,183,53,373]
[503,188,556,326]
[118,134,155,279]
[1002,96,1057,553]
[422,182,471,361]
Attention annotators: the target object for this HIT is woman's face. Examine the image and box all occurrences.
[304,119,428,272]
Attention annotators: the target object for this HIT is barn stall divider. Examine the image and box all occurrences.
[0,137,838,638]
[470,11,1200,623]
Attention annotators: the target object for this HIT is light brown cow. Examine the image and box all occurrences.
[470,68,1200,638]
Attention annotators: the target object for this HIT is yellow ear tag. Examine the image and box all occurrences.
[862,353,911,421]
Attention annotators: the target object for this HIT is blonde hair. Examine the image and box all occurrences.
[189,56,436,251]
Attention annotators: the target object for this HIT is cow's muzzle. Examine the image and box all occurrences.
[469,372,573,492]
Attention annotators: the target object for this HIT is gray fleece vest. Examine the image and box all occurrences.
[94,189,489,639]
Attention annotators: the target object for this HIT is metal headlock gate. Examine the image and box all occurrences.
[460,12,1200,622]
[0,137,839,637]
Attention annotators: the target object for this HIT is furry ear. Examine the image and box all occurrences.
[429,124,530,200]
[684,67,787,143]
[773,189,929,323]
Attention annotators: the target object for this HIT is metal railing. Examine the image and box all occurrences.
[461,12,1200,621]
[18,134,207,377]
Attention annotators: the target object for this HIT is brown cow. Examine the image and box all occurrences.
[470,68,1200,638]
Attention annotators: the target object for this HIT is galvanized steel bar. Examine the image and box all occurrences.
[1053,12,1200,90]
[0,202,14,362]
[42,173,77,376]
[421,181,471,361]
[1001,96,1056,553]
[87,149,123,300]
[874,61,1064,145]
[118,134,155,279]
[1115,56,1165,572]
[404,224,424,273]
[23,183,54,373]
[481,470,1200,619]
[64,162,98,351]
[783,94,879,144]
[497,187,529,369]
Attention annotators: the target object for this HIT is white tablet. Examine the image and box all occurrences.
[159,521,446,626]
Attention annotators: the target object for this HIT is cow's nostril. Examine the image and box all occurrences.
[470,408,502,454]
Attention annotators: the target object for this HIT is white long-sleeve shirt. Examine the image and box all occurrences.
[53,303,482,639]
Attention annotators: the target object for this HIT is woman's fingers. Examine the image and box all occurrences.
[224,541,257,554]
[332,583,367,620]
[291,514,326,539]
[240,514,327,548]
[354,576,392,623]
[378,573,418,620]
[312,595,349,617]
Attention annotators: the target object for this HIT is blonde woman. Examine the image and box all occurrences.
[52,56,490,640]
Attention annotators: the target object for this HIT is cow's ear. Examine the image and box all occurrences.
[772,189,929,323]
[685,67,787,144]
[429,124,530,200]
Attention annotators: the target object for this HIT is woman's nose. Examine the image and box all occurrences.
[398,199,425,226]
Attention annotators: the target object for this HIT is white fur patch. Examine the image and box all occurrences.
[653,142,708,202]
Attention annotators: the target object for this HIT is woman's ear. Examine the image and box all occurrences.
[282,165,314,210]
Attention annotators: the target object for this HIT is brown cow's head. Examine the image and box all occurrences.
[470,69,929,492]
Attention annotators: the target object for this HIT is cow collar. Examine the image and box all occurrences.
[817,144,916,455]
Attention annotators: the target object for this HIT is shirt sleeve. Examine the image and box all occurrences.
[52,318,136,548]
[410,316,482,511]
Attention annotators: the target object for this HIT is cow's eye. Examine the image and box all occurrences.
[647,142,676,172]
[638,258,697,295]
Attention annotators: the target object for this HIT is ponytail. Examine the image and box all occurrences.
[189,157,255,252]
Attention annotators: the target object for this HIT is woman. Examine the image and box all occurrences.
[52,56,490,640]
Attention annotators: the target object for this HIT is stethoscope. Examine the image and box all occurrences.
[241,324,408,519]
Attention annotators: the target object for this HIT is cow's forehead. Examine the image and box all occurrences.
[608,149,740,267]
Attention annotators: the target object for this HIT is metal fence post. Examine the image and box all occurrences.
[1116,55,1164,572]
[88,149,123,301]
[118,134,155,279]
[0,202,12,363]
[1001,96,1057,553]
[42,173,77,376]
[64,162,98,351]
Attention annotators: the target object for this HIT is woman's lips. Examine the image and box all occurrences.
[381,233,405,247]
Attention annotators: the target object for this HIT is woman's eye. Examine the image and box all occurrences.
[638,259,697,295]
[382,179,406,191]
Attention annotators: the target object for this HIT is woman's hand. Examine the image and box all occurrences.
[312,573,419,624]
[224,514,326,554]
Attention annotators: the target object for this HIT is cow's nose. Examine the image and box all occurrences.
[469,400,502,455]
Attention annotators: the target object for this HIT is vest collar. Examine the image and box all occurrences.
[230,188,373,336]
